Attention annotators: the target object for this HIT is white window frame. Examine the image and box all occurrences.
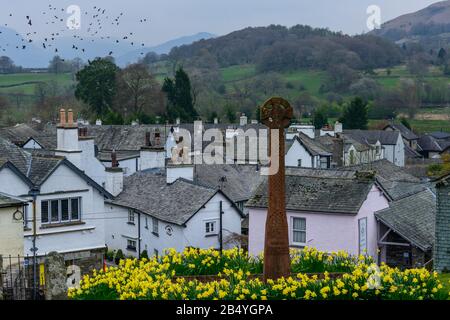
[127,239,137,251]
[128,210,135,224]
[291,217,306,246]
[152,217,159,235]
[40,197,81,225]
[205,220,217,236]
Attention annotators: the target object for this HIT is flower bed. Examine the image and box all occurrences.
[68,247,449,300]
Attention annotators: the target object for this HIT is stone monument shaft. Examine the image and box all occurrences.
[260,97,292,281]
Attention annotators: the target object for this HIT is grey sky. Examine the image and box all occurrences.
[0,0,438,46]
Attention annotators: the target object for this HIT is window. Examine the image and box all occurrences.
[292,217,306,244]
[320,157,328,169]
[128,210,135,224]
[205,221,217,235]
[145,217,148,229]
[349,150,356,165]
[154,249,159,258]
[127,239,137,251]
[152,218,159,235]
[297,159,302,167]
[41,201,49,223]
[41,197,81,225]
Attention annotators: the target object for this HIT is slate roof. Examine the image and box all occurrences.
[343,130,400,145]
[418,135,443,152]
[97,150,140,162]
[294,133,332,157]
[246,168,375,214]
[0,137,112,197]
[429,131,450,140]
[0,192,29,208]
[375,190,435,251]
[338,159,420,183]
[383,123,418,141]
[108,170,242,225]
[0,124,41,146]
[195,164,263,202]
[404,144,422,159]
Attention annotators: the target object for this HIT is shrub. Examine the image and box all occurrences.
[140,250,149,260]
[115,249,124,265]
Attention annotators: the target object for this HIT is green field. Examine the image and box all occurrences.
[438,273,450,298]
[0,72,74,95]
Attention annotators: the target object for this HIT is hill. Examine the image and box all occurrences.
[168,25,403,73]
[372,0,450,46]
[115,32,216,66]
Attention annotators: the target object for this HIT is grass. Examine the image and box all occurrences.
[0,72,74,95]
[438,273,450,298]
[220,64,257,82]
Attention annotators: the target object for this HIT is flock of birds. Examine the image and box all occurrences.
[0,4,151,58]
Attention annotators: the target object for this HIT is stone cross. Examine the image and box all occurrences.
[260,97,293,281]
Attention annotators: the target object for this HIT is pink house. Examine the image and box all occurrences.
[246,168,390,261]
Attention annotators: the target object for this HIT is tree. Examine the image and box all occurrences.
[312,109,328,129]
[75,58,119,117]
[162,67,198,122]
[0,56,17,74]
[340,97,368,130]
[114,63,164,119]
[0,96,9,121]
[400,117,411,130]
[48,55,70,74]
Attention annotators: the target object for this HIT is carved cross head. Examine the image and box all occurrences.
[260,97,293,129]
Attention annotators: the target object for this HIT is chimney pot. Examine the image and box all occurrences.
[59,108,66,126]
[67,109,74,126]
[145,131,151,147]
[111,150,119,168]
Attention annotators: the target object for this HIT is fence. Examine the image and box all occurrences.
[0,255,45,300]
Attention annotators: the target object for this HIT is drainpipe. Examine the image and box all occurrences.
[137,212,141,259]
[29,187,39,300]
[219,201,223,254]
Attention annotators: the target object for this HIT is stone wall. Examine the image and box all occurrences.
[434,178,450,272]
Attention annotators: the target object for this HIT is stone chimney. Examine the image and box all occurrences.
[240,114,248,126]
[56,108,82,168]
[95,119,102,126]
[140,130,165,170]
[320,124,335,137]
[214,117,219,124]
[176,117,180,125]
[434,175,450,272]
[332,136,344,167]
[104,150,123,197]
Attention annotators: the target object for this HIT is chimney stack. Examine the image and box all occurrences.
[176,117,180,125]
[332,136,344,167]
[214,117,219,124]
[434,175,450,272]
[105,164,124,197]
[96,119,102,126]
[56,108,81,168]
[240,114,248,126]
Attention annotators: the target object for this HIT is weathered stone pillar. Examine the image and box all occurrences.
[260,97,293,281]
[44,252,68,300]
